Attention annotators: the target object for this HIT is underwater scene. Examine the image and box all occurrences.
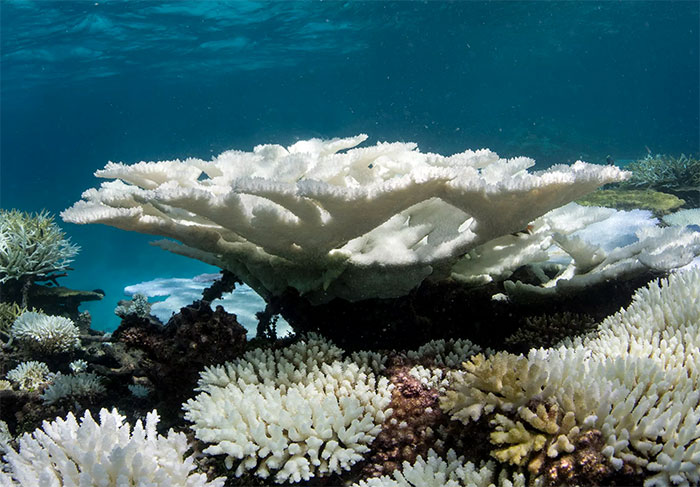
[1,1,699,486]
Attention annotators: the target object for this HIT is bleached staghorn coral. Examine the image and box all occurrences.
[0,209,79,283]
[62,135,625,302]
[40,372,106,405]
[183,334,393,483]
[441,269,700,487]
[6,361,51,390]
[1,408,224,487]
[351,449,524,487]
[10,311,80,353]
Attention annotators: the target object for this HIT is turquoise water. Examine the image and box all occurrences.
[1,1,698,332]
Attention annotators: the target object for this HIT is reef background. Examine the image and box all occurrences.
[1,0,698,332]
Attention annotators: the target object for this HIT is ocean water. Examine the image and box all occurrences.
[1,0,698,332]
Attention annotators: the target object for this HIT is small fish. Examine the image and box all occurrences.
[511,224,535,237]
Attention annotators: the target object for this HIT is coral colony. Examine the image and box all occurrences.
[1,136,699,487]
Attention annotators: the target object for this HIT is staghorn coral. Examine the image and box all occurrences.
[0,209,79,284]
[62,135,626,303]
[183,334,393,483]
[1,408,224,486]
[620,154,700,193]
[40,371,106,405]
[351,448,524,487]
[441,268,700,487]
[10,311,81,354]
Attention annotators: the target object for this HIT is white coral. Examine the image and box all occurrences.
[10,311,80,353]
[441,268,700,487]
[62,135,625,302]
[183,334,393,483]
[350,449,514,487]
[6,361,50,390]
[1,408,224,487]
[40,372,106,405]
[452,203,700,298]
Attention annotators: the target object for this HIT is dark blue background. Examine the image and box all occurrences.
[2,1,698,330]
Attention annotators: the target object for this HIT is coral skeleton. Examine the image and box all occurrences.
[441,268,700,487]
[0,408,224,486]
[10,311,81,353]
[183,334,393,483]
[62,135,626,302]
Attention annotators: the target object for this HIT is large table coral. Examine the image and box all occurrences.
[62,135,625,302]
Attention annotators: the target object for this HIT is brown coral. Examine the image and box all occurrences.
[360,356,448,478]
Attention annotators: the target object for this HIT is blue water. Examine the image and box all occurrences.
[2,1,698,332]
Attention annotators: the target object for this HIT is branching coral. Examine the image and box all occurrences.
[40,371,106,405]
[620,154,700,193]
[10,311,81,353]
[441,268,700,487]
[183,334,393,483]
[62,135,625,303]
[1,408,224,486]
[5,361,51,391]
[0,209,79,284]
[351,449,523,487]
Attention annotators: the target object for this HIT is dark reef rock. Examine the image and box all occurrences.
[274,272,659,352]
[0,280,104,322]
[113,301,247,411]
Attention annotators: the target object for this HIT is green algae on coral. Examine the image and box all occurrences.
[575,188,684,216]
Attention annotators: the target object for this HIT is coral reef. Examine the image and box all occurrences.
[361,356,449,479]
[441,268,700,487]
[1,408,224,486]
[114,292,152,318]
[183,334,393,483]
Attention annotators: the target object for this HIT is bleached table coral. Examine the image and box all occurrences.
[183,334,393,483]
[62,135,625,302]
